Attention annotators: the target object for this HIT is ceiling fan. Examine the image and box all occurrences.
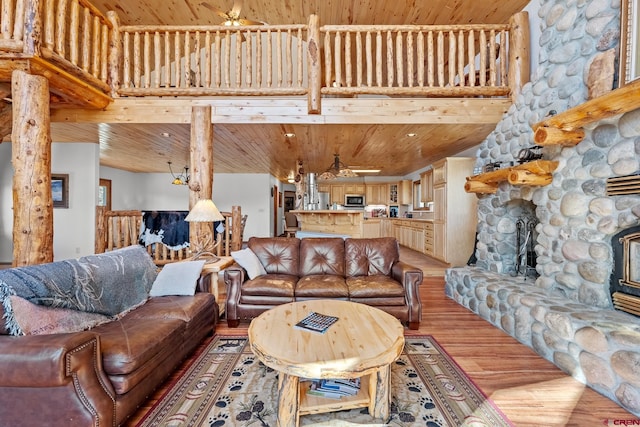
[202,0,266,26]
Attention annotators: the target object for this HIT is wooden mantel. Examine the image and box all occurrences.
[464,160,559,194]
[532,78,640,146]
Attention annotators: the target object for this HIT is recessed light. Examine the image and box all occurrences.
[161,132,171,137]
[284,133,295,137]
[351,169,381,173]
[406,133,417,137]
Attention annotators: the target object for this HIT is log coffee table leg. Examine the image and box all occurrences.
[276,373,300,427]
[369,364,391,419]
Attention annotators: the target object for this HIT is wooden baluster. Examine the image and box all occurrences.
[375,31,382,86]
[323,31,331,87]
[447,30,455,86]
[344,31,351,87]
[245,29,251,87]
[276,29,282,87]
[500,29,507,87]
[174,31,181,87]
[91,16,100,76]
[479,29,487,87]
[437,31,444,87]
[334,30,341,87]
[365,31,372,87]
[205,30,211,88]
[224,30,230,88]
[296,28,302,88]
[385,30,393,87]
[184,30,191,87]
[489,30,497,86]
[395,31,403,87]
[133,31,141,87]
[194,30,201,87]
[286,29,292,87]
[69,0,79,65]
[43,0,54,49]
[100,22,108,81]
[356,31,363,87]
[122,31,130,88]
[467,29,475,87]
[255,29,262,88]
[457,30,464,85]
[13,0,23,42]
[214,31,221,87]
[266,28,272,87]
[417,31,424,87]
[81,6,90,71]
[55,0,67,54]
[427,30,434,87]
[2,0,14,40]
[153,31,160,88]
[234,29,241,88]
[407,31,414,87]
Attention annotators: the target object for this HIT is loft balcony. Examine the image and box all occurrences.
[0,0,529,111]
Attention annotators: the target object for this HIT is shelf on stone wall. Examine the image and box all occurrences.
[532,78,640,146]
[464,160,559,194]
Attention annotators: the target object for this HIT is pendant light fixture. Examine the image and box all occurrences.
[318,154,357,180]
[168,161,190,185]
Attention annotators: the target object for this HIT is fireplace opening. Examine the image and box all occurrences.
[611,224,640,316]
[515,216,539,278]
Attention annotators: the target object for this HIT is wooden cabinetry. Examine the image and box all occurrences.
[388,183,398,204]
[431,157,477,267]
[362,219,381,238]
[424,222,434,256]
[318,183,331,193]
[365,183,387,205]
[330,185,345,204]
[398,180,412,205]
[389,219,428,253]
[344,183,365,194]
[420,169,433,203]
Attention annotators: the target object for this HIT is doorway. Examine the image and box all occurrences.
[98,178,112,211]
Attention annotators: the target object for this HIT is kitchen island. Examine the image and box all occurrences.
[290,210,364,238]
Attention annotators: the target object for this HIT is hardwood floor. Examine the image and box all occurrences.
[125,247,635,426]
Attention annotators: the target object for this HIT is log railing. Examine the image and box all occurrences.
[0,0,112,93]
[115,23,309,97]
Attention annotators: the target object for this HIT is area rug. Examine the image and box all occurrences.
[136,335,512,427]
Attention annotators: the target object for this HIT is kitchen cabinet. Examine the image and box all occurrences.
[362,219,381,238]
[388,183,398,204]
[380,218,393,237]
[431,157,477,266]
[398,180,412,205]
[365,183,387,205]
[420,169,433,203]
[344,183,365,194]
[318,183,331,193]
[424,222,434,256]
[330,184,345,205]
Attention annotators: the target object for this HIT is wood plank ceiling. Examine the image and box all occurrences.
[49,0,530,181]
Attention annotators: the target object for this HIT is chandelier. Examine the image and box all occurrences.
[318,154,358,180]
[168,161,189,185]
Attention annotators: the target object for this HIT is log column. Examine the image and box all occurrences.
[11,70,53,266]
[188,105,214,252]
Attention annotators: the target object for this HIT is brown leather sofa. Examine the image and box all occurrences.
[0,258,218,427]
[224,237,423,329]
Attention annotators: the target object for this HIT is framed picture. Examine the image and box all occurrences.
[620,0,640,86]
[51,174,69,208]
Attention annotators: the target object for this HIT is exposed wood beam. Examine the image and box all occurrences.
[50,98,510,125]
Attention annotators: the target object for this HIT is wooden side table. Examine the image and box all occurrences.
[202,256,234,313]
[248,300,404,426]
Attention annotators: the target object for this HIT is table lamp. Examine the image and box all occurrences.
[185,198,225,261]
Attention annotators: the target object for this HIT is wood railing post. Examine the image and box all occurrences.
[508,11,530,103]
[23,0,42,56]
[231,206,242,251]
[307,14,321,114]
[107,10,120,97]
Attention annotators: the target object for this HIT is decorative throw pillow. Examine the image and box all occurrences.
[9,295,111,335]
[149,260,206,297]
[231,248,267,279]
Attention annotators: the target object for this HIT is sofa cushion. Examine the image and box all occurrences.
[248,237,300,275]
[347,275,406,299]
[125,293,216,323]
[299,238,345,276]
[241,274,297,298]
[92,315,185,379]
[295,275,349,299]
[345,237,399,277]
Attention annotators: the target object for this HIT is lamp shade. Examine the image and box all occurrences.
[185,199,225,222]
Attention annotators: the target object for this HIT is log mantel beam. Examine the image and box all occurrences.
[465,160,559,194]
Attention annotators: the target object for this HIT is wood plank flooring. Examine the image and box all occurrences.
[125,247,635,426]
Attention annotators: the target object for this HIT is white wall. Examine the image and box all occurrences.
[0,143,12,262]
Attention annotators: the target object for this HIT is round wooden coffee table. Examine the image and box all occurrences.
[248,299,404,427]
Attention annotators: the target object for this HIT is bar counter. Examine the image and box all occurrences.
[290,210,364,238]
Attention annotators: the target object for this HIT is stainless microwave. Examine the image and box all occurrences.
[344,194,365,207]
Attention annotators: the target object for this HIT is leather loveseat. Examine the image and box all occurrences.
[224,237,423,329]
[0,246,218,427]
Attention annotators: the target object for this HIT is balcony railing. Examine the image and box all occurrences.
[0,0,529,111]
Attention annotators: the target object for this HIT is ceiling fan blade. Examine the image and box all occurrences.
[200,2,231,20]
[230,0,242,18]
[239,18,266,26]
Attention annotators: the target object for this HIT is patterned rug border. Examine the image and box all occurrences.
[136,334,513,427]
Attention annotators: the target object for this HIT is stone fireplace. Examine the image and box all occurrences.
[444,0,640,416]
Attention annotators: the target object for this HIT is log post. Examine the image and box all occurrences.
[231,205,242,251]
[508,11,529,103]
[188,105,213,254]
[107,11,120,97]
[23,0,43,56]
[0,101,13,139]
[307,14,321,114]
[11,69,52,266]
[95,205,106,253]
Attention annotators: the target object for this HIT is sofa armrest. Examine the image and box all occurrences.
[224,265,246,326]
[0,331,116,427]
[391,261,423,327]
[197,269,213,293]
